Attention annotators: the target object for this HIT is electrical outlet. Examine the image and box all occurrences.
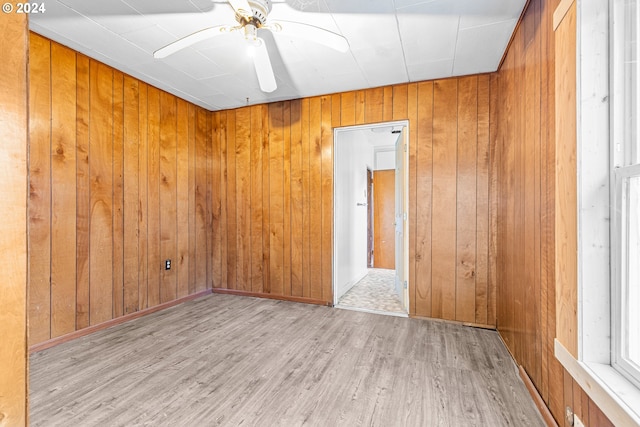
[566,406,574,426]
[573,415,585,427]
[165,259,171,270]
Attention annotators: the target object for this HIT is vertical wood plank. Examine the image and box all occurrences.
[431,79,458,320]
[547,1,566,420]
[523,0,541,383]
[206,109,213,290]
[488,73,499,328]
[476,75,491,326]
[392,84,408,120]
[226,110,238,290]
[539,0,552,401]
[236,107,252,292]
[513,19,526,366]
[532,0,544,388]
[112,71,125,319]
[581,388,590,425]
[219,110,228,288]
[210,110,222,289]
[407,83,418,315]
[332,93,341,128]
[572,378,584,423]
[309,97,323,300]
[283,102,293,295]
[195,107,209,291]
[269,103,284,295]
[176,99,190,298]
[89,60,114,326]
[545,0,559,408]
[365,87,384,123]
[301,98,311,298]
[28,33,52,344]
[159,91,177,303]
[587,400,615,427]
[290,99,304,297]
[455,76,478,323]
[320,95,333,302]
[355,90,366,125]
[146,86,161,308]
[50,43,78,337]
[262,106,271,293]
[383,86,394,121]
[123,76,140,314]
[138,83,149,310]
[514,22,526,364]
[250,106,264,292]
[415,82,434,318]
[563,369,574,427]
[341,91,356,126]
[76,54,91,328]
[500,47,516,351]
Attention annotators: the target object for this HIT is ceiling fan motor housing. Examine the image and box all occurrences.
[240,0,271,27]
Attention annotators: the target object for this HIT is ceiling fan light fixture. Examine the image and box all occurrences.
[154,0,346,94]
[246,35,263,58]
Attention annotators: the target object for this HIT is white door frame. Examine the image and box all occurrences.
[332,120,410,314]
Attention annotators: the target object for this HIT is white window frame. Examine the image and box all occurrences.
[612,166,640,389]
[611,0,640,390]
[554,1,640,426]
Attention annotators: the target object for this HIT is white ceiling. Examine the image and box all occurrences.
[30,0,526,111]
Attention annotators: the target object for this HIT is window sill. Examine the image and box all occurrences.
[555,339,640,427]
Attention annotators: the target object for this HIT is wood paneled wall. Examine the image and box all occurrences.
[212,77,495,325]
[554,0,578,359]
[28,34,495,342]
[28,34,213,347]
[0,4,28,424]
[493,0,613,425]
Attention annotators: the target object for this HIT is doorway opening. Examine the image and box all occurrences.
[333,121,409,317]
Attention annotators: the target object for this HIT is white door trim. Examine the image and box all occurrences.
[332,120,410,315]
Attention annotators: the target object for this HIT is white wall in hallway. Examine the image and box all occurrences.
[334,131,374,301]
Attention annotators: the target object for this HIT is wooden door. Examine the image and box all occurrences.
[373,169,395,269]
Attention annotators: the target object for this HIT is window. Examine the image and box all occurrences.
[555,1,640,425]
[612,0,640,389]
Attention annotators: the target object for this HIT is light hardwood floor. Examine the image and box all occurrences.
[30,294,544,426]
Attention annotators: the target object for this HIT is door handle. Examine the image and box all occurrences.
[357,202,367,207]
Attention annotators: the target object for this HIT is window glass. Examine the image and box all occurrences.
[623,175,640,369]
[623,0,639,165]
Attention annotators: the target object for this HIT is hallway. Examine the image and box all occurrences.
[337,268,406,316]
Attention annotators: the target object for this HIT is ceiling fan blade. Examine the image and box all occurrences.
[154,26,232,59]
[270,21,349,53]
[253,38,277,93]
[228,0,253,20]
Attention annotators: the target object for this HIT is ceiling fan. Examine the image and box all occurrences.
[153,0,349,93]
